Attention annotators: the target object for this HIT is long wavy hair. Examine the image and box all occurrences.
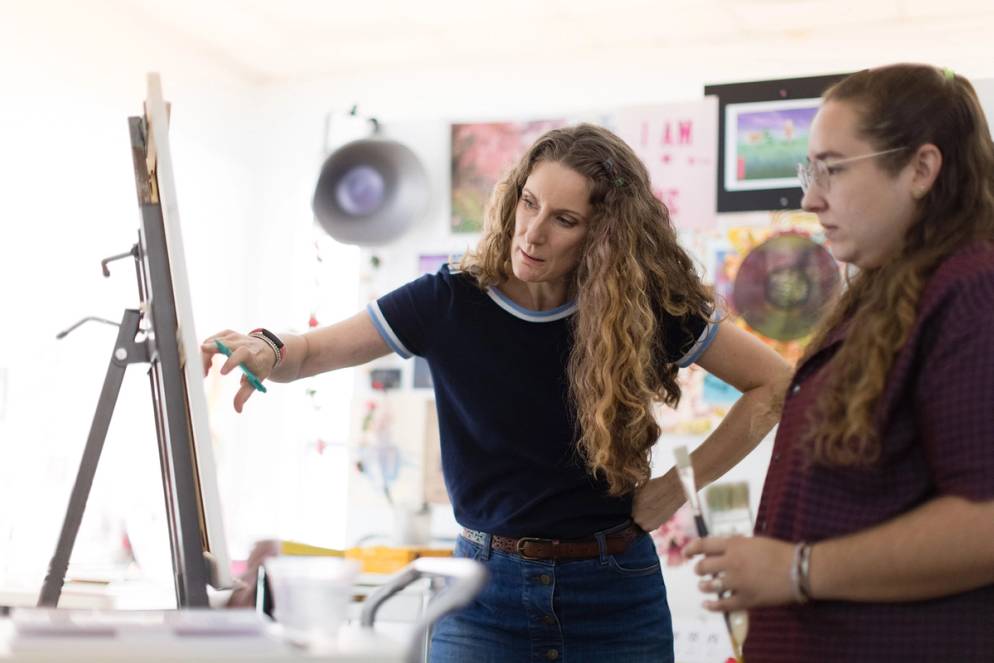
[459,124,713,495]
[802,64,994,466]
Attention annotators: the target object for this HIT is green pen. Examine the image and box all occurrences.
[214,339,267,393]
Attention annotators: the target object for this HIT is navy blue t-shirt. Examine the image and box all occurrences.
[368,265,716,538]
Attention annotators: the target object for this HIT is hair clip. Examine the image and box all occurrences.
[942,66,955,81]
[601,159,625,188]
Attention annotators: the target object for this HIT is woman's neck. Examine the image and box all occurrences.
[499,274,572,311]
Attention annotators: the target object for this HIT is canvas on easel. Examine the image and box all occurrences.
[39,73,231,609]
[141,73,232,593]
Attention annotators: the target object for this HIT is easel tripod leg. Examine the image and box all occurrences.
[37,309,143,607]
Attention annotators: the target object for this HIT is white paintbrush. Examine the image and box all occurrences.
[673,445,746,662]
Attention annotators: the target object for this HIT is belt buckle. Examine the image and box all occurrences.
[516,536,556,560]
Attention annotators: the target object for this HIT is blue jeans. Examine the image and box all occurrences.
[429,521,674,662]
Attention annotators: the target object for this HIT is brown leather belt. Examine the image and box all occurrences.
[462,522,642,561]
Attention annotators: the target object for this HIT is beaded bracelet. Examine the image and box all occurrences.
[251,328,286,360]
[250,328,286,363]
[251,333,280,369]
[249,330,282,369]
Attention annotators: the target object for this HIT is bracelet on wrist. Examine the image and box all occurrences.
[798,542,813,601]
[252,334,280,369]
[250,328,286,360]
[249,329,284,369]
[790,541,812,604]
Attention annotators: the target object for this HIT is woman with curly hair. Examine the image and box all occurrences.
[203,123,790,662]
[686,64,994,662]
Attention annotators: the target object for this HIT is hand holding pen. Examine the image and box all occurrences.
[200,331,274,412]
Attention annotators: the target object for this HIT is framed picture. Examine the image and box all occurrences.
[704,74,848,212]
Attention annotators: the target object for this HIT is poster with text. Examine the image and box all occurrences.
[614,98,718,232]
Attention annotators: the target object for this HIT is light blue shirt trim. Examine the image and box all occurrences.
[367,301,413,359]
[485,287,577,323]
[676,316,721,368]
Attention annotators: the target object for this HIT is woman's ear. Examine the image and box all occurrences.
[910,143,942,199]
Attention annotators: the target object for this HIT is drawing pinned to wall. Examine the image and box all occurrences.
[656,366,745,434]
[418,253,449,275]
[716,257,736,306]
[450,119,566,233]
[649,503,697,567]
[350,390,431,508]
[656,212,839,435]
[721,211,841,365]
[614,98,719,232]
[349,386,445,506]
[702,373,740,407]
[655,367,726,435]
[354,397,405,506]
[731,231,840,342]
[726,101,818,190]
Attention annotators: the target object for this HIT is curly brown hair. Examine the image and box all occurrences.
[802,64,994,466]
[459,124,714,495]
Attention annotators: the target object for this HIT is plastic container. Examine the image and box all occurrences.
[263,556,361,649]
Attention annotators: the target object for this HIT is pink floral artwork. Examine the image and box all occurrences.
[450,120,566,233]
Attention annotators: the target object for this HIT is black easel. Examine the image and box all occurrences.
[38,115,212,608]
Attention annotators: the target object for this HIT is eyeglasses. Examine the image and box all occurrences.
[796,147,906,193]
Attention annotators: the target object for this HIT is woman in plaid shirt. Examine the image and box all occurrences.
[687,63,994,661]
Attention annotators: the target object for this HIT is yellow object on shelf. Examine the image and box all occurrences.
[279,540,345,557]
[274,540,453,573]
[345,545,453,574]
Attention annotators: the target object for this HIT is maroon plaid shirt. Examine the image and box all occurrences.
[747,243,994,662]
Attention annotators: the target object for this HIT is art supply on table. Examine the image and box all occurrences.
[674,445,747,663]
[214,339,267,393]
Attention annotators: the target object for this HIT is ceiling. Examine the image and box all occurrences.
[109,0,994,85]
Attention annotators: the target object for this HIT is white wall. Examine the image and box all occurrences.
[0,2,262,590]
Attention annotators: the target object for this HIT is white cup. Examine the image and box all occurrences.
[263,556,361,650]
